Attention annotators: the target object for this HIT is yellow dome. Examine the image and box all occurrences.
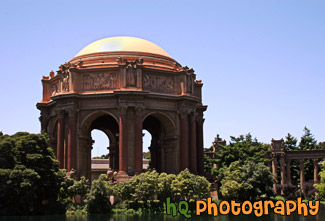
[75,36,171,58]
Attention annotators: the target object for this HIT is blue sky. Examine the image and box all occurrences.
[0,0,324,156]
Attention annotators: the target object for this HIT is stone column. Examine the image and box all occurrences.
[272,156,277,194]
[286,159,291,184]
[135,106,144,174]
[196,117,204,175]
[118,106,127,175]
[189,112,197,174]
[67,109,77,172]
[180,111,189,170]
[314,159,319,183]
[280,156,285,194]
[56,111,65,169]
[300,160,305,195]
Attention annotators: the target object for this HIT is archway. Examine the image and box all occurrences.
[79,113,119,180]
[142,113,177,173]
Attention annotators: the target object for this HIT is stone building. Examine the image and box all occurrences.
[37,36,207,181]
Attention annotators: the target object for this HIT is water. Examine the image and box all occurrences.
[1,210,325,221]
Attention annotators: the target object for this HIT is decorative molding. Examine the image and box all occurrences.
[83,72,117,91]
[143,73,174,93]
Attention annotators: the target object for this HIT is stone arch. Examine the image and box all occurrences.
[80,110,119,136]
[142,111,178,173]
[78,111,120,180]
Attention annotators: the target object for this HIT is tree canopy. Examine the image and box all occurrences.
[0,132,64,215]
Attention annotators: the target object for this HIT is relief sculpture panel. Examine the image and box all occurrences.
[83,72,117,91]
[143,73,174,94]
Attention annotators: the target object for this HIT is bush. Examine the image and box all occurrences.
[85,174,111,214]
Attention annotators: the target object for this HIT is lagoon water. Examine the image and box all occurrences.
[1,210,325,221]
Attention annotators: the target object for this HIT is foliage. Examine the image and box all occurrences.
[85,174,112,214]
[315,162,325,200]
[68,176,90,203]
[284,133,300,186]
[214,134,271,180]
[171,169,210,201]
[157,172,176,200]
[0,132,64,215]
[220,161,274,201]
[284,133,298,151]
[299,127,318,182]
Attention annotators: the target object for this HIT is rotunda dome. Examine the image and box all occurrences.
[75,36,171,58]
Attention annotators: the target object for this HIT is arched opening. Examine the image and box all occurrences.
[142,113,177,173]
[81,114,119,180]
[142,130,151,171]
[91,129,110,158]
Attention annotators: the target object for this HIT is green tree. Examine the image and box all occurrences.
[68,176,90,203]
[171,169,210,201]
[85,174,111,214]
[299,127,318,182]
[220,161,274,201]
[214,134,271,180]
[284,133,298,151]
[0,132,64,215]
[284,133,300,186]
[157,172,176,200]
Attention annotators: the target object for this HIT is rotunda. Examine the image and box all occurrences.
[37,36,207,181]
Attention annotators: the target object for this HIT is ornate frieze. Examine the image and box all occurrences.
[143,73,174,94]
[83,72,117,91]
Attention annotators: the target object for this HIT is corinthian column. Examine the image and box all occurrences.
[179,111,189,170]
[135,106,144,174]
[118,106,127,175]
[56,110,65,169]
[314,159,319,183]
[272,155,277,194]
[67,109,77,172]
[196,116,204,175]
[189,112,197,174]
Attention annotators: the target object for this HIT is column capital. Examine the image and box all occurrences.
[135,105,145,115]
[68,109,78,117]
[313,158,319,165]
[56,110,65,118]
[179,110,190,118]
[118,105,128,115]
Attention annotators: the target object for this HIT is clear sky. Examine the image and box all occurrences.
[0,0,324,156]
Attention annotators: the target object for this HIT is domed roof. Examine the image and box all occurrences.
[75,36,171,58]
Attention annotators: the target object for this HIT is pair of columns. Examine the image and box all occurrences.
[180,111,204,175]
[118,106,143,175]
[272,156,320,194]
[56,110,77,172]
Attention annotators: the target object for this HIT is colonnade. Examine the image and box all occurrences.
[56,109,77,172]
[271,155,320,194]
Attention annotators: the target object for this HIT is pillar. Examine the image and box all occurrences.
[189,112,197,174]
[272,156,277,194]
[286,159,291,184]
[280,156,285,194]
[196,117,204,175]
[180,111,189,170]
[300,160,305,196]
[314,159,319,183]
[135,106,144,174]
[67,109,77,172]
[56,111,64,169]
[118,106,127,174]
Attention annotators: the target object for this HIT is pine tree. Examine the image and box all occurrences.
[299,127,318,183]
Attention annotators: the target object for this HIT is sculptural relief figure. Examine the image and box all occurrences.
[61,74,69,91]
[51,84,58,96]
[126,69,136,87]
[143,73,174,93]
[83,73,116,90]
